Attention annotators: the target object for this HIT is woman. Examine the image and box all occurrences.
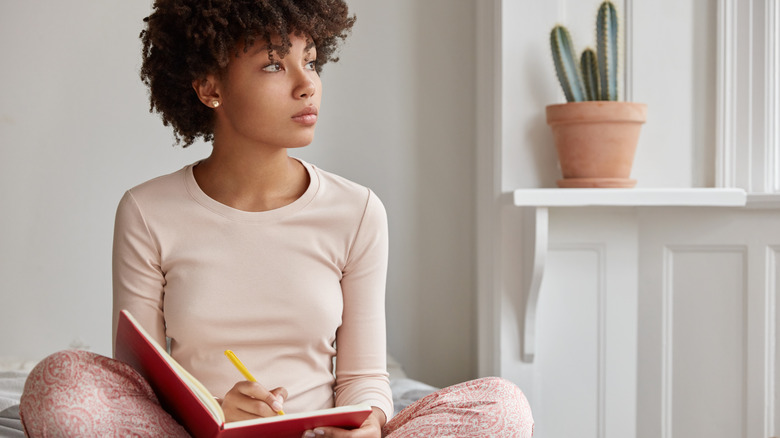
[20,1,533,437]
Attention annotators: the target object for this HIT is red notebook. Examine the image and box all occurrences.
[115,310,372,438]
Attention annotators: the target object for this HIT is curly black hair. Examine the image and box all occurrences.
[140,0,355,147]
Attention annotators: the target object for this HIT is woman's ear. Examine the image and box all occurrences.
[192,75,222,109]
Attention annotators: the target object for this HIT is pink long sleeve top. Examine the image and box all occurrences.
[111,159,393,419]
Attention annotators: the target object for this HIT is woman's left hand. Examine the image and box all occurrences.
[301,407,385,438]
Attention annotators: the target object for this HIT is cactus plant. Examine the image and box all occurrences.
[550,25,585,102]
[550,0,619,102]
[580,48,599,101]
[597,0,619,100]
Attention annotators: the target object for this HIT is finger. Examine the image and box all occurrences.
[229,382,281,417]
[227,405,272,422]
[270,386,289,403]
[234,381,270,399]
[304,410,382,438]
[236,381,278,410]
[241,398,279,418]
[268,387,287,413]
[301,429,330,438]
[264,392,284,414]
[308,426,369,438]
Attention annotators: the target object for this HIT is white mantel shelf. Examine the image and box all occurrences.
[513,188,748,207]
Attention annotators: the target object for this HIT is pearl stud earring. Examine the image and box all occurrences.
[212,101,220,108]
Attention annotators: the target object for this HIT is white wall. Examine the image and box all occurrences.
[0,1,476,387]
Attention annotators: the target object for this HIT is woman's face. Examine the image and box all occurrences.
[213,33,322,150]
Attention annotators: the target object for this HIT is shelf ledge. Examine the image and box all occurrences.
[513,188,747,207]
[745,193,780,209]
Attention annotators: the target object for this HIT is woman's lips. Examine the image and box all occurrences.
[292,107,318,125]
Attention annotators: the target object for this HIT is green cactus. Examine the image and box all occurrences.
[549,0,620,102]
[597,0,619,100]
[580,48,599,101]
[550,25,585,102]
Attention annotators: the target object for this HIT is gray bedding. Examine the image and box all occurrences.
[0,371,26,437]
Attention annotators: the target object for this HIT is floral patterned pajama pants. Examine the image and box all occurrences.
[20,350,534,437]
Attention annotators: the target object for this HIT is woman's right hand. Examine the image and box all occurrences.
[220,381,288,422]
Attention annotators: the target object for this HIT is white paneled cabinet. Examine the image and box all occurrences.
[637,208,780,438]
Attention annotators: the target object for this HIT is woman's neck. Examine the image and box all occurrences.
[192,147,309,212]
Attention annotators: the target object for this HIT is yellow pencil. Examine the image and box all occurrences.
[224,350,285,415]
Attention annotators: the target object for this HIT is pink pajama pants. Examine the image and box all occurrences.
[20,350,533,437]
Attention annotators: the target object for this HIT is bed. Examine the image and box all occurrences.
[0,360,32,438]
[0,354,436,436]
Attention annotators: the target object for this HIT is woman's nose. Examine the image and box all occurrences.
[294,74,316,99]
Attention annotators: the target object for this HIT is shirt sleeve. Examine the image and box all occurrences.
[333,189,394,420]
[111,190,167,355]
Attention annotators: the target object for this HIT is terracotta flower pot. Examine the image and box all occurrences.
[546,101,647,188]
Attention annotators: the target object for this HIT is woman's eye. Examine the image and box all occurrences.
[262,63,282,72]
[305,60,317,71]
